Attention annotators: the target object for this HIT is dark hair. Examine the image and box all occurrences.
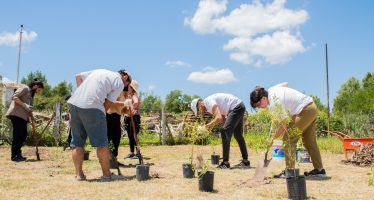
[250,86,268,109]
[29,78,44,89]
[64,94,71,101]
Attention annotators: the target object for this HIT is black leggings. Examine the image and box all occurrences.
[106,113,122,157]
[9,116,28,158]
[221,102,248,162]
[125,115,141,153]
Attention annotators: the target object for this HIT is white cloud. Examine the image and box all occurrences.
[0,31,38,47]
[165,60,191,68]
[148,85,156,91]
[185,0,309,66]
[187,67,237,84]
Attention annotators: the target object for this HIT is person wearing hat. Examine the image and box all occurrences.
[190,93,250,169]
[68,69,128,181]
[6,79,44,162]
[249,83,326,177]
[124,80,141,159]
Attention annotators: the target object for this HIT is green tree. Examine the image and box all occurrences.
[51,81,72,97]
[140,92,162,113]
[164,90,199,113]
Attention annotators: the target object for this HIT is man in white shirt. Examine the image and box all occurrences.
[191,93,250,169]
[250,83,326,177]
[68,69,128,181]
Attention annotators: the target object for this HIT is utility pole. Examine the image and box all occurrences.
[325,44,330,133]
[16,24,24,83]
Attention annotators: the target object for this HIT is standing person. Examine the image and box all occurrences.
[124,80,141,159]
[6,79,44,162]
[250,83,326,177]
[68,69,127,181]
[190,93,250,169]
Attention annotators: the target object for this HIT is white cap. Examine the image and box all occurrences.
[190,98,200,116]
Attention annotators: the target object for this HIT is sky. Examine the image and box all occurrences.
[0,0,373,111]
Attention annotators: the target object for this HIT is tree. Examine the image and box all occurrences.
[51,81,72,97]
[140,92,162,113]
[164,90,199,113]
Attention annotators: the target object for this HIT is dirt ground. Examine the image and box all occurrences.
[0,145,373,200]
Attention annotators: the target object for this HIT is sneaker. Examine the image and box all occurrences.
[100,173,125,182]
[125,153,137,159]
[11,155,27,162]
[217,161,230,169]
[233,160,250,168]
[304,169,326,177]
[273,170,286,178]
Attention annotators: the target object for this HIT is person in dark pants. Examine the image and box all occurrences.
[124,80,141,159]
[6,79,44,162]
[190,93,249,169]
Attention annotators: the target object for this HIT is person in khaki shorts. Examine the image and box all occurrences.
[249,82,326,177]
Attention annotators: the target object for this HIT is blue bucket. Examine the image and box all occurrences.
[272,146,285,158]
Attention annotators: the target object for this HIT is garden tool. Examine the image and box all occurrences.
[129,108,144,165]
[252,124,273,182]
[30,113,55,161]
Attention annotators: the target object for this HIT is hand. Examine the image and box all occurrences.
[23,103,33,112]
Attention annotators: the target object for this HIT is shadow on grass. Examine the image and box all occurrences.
[305,176,332,181]
[87,175,136,182]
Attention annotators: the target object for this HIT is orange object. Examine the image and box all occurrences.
[326,131,374,160]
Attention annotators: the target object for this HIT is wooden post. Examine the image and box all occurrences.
[325,44,330,133]
[161,105,166,145]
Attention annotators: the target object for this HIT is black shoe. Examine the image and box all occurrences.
[217,161,230,169]
[273,170,286,178]
[233,160,250,168]
[304,169,326,177]
[11,155,27,162]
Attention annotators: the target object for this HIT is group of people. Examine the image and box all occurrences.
[190,82,326,177]
[5,68,326,181]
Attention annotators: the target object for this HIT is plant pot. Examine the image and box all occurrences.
[83,151,90,160]
[285,168,300,178]
[286,176,307,200]
[211,155,220,165]
[182,164,195,178]
[136,164,150,181]
[198,171,214,192]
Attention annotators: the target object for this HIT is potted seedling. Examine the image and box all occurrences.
[182,122,199,178]
[210,141,220,165]
[196,156,214,192]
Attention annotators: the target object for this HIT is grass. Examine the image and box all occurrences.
[0,145,373,200]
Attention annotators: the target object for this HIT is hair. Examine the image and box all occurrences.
[250,86,268,109]
[29,78,44,89]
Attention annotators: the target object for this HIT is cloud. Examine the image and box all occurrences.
[185,0,308,66]
[148,85,156,91]
[0,30,38,47]
[187,67,237,84]
[165,60,191,68]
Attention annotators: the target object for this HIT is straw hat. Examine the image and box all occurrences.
[130,80,138,93]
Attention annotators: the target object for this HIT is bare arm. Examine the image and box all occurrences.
[273,122,287,140]
[206,105,224,129]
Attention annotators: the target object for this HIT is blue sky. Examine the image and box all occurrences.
[1,0,373,111]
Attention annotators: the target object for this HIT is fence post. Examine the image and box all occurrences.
[161,105,166,145]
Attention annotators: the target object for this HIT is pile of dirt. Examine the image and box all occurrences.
[346,144,374,166]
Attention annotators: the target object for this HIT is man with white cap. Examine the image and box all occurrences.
[190,93,250,169]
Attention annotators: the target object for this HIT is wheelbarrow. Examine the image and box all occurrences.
[324,130,374,160]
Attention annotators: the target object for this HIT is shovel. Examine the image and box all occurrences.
[252,125,274,182]
[129,109,144,165]
[30,117,40,161]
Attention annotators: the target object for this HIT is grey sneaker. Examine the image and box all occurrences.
[304,169,326,177]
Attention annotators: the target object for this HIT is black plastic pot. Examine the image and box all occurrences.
[286,176,307,200]
[182,164,195,178]
[285,168,300,178]
[211,155,220,165]
[198,171,214,192]
[83,151,90,160]
[136,164,150,181]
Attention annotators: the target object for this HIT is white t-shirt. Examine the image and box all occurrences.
[68,69,124,113]
[203,93,242,116]
[268,85,313,116]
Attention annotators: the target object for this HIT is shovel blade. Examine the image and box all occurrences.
[252,158,271,182]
